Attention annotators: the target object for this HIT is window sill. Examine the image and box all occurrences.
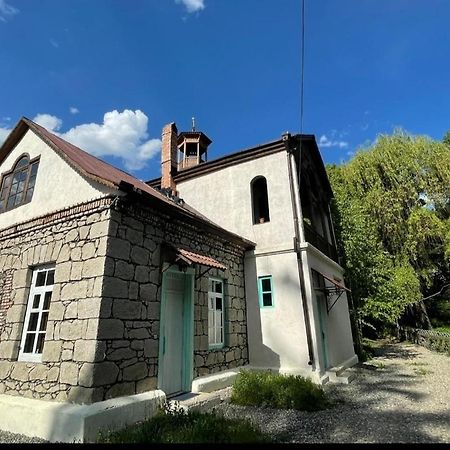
[208,344,225,351]
[18,353,42,363]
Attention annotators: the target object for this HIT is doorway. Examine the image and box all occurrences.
[158,268,194,397]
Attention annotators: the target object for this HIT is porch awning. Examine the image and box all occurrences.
[171,245,227,271]
[316,271,351,314]
[319,271,351,294]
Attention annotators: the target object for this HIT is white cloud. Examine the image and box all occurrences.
[175,0,205,13]
[58,110,161,171]
[0,0,19,22]
[0,110,161,172]
[49,39,59,48]
[69,107,79,114]
[33,113,62,132]
[319,134,348,149]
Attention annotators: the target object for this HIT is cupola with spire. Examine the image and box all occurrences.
[177,117,212,170]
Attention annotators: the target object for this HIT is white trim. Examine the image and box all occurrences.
[18,265,55,362]
[208,278,224,348]
[298,242,344,273]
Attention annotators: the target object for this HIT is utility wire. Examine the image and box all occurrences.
[300,0,305,135]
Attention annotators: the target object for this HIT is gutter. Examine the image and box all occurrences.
[284,135,315,369]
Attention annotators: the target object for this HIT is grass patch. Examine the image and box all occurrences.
[369,360,386,369]
[98,402,270,443]
[434,325,450,334]
[230,370,331,411]
[413,367,432,376]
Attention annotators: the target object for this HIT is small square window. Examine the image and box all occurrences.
[258,276,274,308]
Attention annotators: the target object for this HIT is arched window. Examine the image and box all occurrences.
[251,176,270,224]
[0,154,40,213]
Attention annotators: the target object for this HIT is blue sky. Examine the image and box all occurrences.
[1,0,450,181]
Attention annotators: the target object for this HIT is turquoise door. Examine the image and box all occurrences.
[316,292,329,370]
[158,269,194,396]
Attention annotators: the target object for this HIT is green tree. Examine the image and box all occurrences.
[327,131,450,336]
[443,130,450,146]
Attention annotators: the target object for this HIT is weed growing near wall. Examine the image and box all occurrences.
[231,370,331,411]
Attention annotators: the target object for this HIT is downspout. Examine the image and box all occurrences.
[284,134,315,369]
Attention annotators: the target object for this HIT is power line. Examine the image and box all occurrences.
[300,0,305,135]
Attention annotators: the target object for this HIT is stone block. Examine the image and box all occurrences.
[97,319,124,339]
[61,280,88,300]
[54,261,71,283]
[42,340,62,362]
[60,361,79,385]
[73,340,106,362]
[123,361,148,381]
[136,377,157,394]
[29,365,49,381]
[112,299,141,320]
[64,301,78,319]
[139,284,157,302]
[47,367,60,382]
[6,304,26,323]
[89,221,109,239]
[82,258,105,278]
[143,339,159,358]
[48,302,65,321]
[78,297,101,319]
[81,242,96,260]
[126,228,143,246]
[11,363,30,382]
[114,260,134,281]
[130,246,149,265]
[0,340,19,359]
[60,320,83,340]
[107,347,136,361]
[102,277,128,299]
[67,386,95,404]
[107,238,130,260]
[128,328,150,339]
[105,382,136,400]
[12,268,29,289]
[135,266,150,283]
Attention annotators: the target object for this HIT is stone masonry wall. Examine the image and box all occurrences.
[94,198,249,399]
[0,195,249,404]
[0,197,112,403]
[0,270,13,332]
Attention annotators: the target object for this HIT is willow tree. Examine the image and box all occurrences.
[327,131,450,335]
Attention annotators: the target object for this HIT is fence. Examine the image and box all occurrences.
[400,327,450,355]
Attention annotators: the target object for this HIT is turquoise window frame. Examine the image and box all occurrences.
[258,275,274,308]
[208,278,225,350]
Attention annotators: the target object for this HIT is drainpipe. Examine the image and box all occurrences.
[284,134,315,369]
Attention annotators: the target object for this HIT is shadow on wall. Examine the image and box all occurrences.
[244,254,280,370]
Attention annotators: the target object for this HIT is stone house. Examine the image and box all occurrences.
[0,116,357,441]
[0,118,253,441]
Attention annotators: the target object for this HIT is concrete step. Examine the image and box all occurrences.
[326,367,356,384]
[168,387,232,413]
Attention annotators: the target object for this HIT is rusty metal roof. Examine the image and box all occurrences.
[174,246,227,270]
[0,117,255,250]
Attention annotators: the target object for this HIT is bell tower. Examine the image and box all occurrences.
[177,117,212,170]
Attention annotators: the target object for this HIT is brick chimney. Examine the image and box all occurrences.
[161,122,178,194]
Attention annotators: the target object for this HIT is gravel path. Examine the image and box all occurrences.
[1,340,448,443]
[214,340,450,443]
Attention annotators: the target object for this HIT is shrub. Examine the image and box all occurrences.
[98,401,270,443]
[230,370,330,411]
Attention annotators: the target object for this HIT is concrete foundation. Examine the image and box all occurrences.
[0,390,165,443]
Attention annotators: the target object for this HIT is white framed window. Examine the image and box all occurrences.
[208,278,224,348]
[19,265,55,362]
